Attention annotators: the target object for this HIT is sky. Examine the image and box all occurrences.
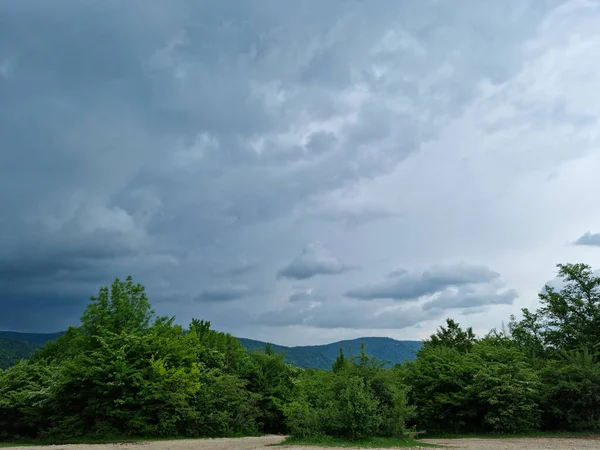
[2,0,600,346]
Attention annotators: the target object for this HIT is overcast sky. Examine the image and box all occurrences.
[2,0,600,346]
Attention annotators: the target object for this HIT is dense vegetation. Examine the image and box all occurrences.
[237,337,421,370]
[0,333,421,372]
[1,262,600,442]
[0,337,37,370]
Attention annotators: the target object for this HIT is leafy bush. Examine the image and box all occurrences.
[284,348,411,441]
[468,337,541,433]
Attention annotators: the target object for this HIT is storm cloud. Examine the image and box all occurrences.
[2,0,600,344]
[277,242,356,280]
[574,232,600,247]
[346,264,500,301]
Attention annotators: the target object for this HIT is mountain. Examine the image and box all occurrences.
[0,331,422,371]
[0,331,64,346]
[0,335,39,369]
[238,336,423,369]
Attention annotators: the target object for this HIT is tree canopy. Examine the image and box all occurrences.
[1,263,600,442]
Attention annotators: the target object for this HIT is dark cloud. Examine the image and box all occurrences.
[288,289,325,303]
[277,242,356,280]
[0,0,567,337]
[574,232,600,247]
[194,285,254,302]
[211,260,261,278]
[307,205,401,229]
[346,264,500,301]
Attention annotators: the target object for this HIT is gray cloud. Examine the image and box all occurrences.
[212,259,261,278]
[0,0,585,342]
[194,285,254,303]
[308,205,401,229]
[574,232,600,247]
[277,242,356,280]
[288,288,325,303]
[257,300,435,330]
[346,263,500,301]
[423,288,518,311]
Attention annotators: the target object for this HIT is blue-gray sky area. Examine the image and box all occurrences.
[2,0,600,345]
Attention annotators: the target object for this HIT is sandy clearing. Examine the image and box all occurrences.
[2,435,600,450]
[422,436,600,449]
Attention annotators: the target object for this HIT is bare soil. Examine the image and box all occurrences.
[2,435,600,450]
[421,436,600,449]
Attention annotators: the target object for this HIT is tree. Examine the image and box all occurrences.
[332,346,348,373]
[424,319,477,353]
[404,345,478,433]
[540,348,600,431]
[534,263,600,356]
[81,276,155,345]
[467,336,541,433]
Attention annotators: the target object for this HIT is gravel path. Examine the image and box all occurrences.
[2,435,600,450]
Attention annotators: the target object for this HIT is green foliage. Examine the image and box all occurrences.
[237,337,422,370]
[190,371,260,436]
[425,319,477,353]
[405,324,541,434]
[404,344,477,433]
[511,263,600,360]
[467,336,541,433]
[284,347,412,441]
[0,337,37,370]
[0,276,297,441]
[540,348,600,431]
[2,333,422,372]
[0,360,57,439]
[242,349,297,434]
[4,262,600,443]
[332,347,349,373]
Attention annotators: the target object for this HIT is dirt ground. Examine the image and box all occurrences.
[421,436,600,449]
[2,435,600,450]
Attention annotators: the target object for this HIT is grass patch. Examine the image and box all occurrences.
[277,436,438,448]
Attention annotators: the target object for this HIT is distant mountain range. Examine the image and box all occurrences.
[237,337,422,369]
[0,331,422,370]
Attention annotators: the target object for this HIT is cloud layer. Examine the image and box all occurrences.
[346,264,500,301]
[2,0,600,344]
[574,232,600,247]
[277,242,356,280]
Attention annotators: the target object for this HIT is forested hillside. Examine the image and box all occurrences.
[1,263,600,442]
[1,331,421,371]
[237,337,422,369]
[0,336,37,370]
[0,331,64,347]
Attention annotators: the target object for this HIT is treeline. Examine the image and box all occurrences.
[1,263,600,441]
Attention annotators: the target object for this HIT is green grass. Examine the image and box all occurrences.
[277,436,437,448]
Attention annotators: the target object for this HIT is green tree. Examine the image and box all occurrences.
[332,346,349,373]
[467,336,541,433]
[404,344,478,433]
[540,348,600,431]
[242,350,297,434]
[425,318,477,353]
[520,263,600,357]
